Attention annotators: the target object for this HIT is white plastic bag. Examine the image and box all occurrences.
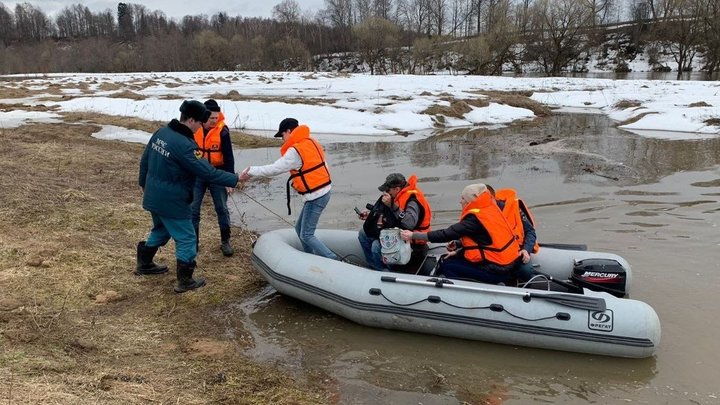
[380,228,411,265]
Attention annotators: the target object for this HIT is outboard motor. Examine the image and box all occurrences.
[571,259,628,298]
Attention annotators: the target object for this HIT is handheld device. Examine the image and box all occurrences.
[354,207,362,215]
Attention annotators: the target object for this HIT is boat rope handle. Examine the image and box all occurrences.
[369,288,569,322]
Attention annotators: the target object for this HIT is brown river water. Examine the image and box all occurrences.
[224,113,720,404]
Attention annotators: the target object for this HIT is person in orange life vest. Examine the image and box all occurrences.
[487,184,538,282]
[191,99,236,257]
[138,100,243,293]
[400,183,522,284]
[239,118,338,260]
[357,173,432,271]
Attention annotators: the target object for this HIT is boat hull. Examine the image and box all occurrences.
[251,229,660,358]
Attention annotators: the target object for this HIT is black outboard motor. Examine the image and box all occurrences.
[571,259,628,298]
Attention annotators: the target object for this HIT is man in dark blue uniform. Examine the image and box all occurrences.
[137,100,241,293]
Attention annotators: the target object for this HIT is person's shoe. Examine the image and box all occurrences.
[135,241,168,275]
[220,227,233,257]
[220,241,234,257]
[174,260,206,293]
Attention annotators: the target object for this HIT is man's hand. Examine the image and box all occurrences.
[400,229,413,242]
[520,249,531,264]
[381,192,392,207]
[238,167,251,182]
[446,240,457,252]
[358,210,369,220]
[226,186,234,195]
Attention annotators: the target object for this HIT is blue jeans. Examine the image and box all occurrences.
[295,192,338,260]
[191,179,230,230]
[439,256,512,284]
[358,229,387,270]
[145,212,197,263]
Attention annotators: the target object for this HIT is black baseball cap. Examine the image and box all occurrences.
[378,173,406,192]
[274,118,299,138]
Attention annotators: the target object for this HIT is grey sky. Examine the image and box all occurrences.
[1,0,327,19]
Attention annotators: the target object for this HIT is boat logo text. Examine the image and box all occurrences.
[588,309,614,332]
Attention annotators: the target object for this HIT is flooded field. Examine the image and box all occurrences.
[229,113,720,404]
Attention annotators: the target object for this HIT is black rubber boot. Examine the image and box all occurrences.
[220,227,233,257]
[174,260,206,293]
[135,241,169,275]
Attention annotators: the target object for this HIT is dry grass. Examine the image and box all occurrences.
[208,91,336,106]
[108,90,147,101]
[0,122,329,404]
[689,101,712,107]
[0,86,41,99]
[618,111,659,126]
[421,97,490,120]
[613,100,643,109]
[98,82,122,92]
[704,118,720,126]
[0,102,60,112]
[61,112,165,133]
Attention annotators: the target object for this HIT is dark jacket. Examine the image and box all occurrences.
[426,215,491,246]
[139,119,238,219]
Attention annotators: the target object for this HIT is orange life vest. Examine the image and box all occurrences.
[281,125,332,214]
[460,191,521,266]
[193,112,226,167]
[495,188,540,253]
[394,174,432,244]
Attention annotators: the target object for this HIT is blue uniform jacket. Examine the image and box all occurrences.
[139,119,238,219]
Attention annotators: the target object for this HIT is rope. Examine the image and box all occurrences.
[230,189,295,228]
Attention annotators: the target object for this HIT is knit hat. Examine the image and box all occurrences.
[461,183,487,203]
[204,99,221,112]
[378,173,407,192]
[274,118,299,138]
[179,100,210,123]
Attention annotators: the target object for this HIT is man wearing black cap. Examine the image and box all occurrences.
[191,99,236,257]
[357,173,433,271]
[239,118,338,260]
[137,100,242,293]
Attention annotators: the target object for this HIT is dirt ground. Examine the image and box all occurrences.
[0,116,329,404]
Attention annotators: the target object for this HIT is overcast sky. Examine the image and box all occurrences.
[1,0,327,19]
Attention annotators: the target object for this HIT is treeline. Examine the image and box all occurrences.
[0,0,719,77]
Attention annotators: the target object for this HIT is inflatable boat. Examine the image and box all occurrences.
[251,229,661,358]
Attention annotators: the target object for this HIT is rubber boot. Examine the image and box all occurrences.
[174,260,206,293]
[135,241,169,275]
[220,227,233,257]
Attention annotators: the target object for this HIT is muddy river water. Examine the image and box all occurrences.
[226,113,720,404]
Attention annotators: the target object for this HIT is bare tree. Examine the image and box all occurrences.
[14,3,54,41]
[273,0,301,23]
[373,0,394,19]
[428,0,447,36]
[397,0,432,35]
[0,3,14,45]
[324,0,354,27]
[655,0,701,79]
[582,0,613,26]
[697,0,720,74]
[526,0,592,75]
[352,16,400,73]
